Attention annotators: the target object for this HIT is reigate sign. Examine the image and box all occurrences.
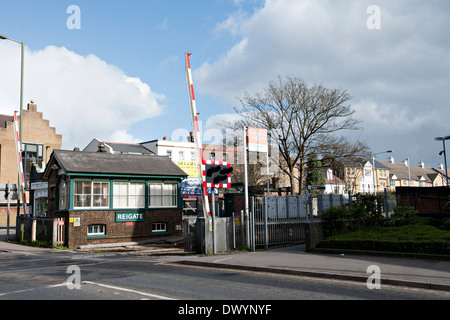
[115,212,145,223]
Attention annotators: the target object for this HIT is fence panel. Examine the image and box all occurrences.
[190,194,351,253]
[252,196,308,248]
[16,217,63,247]
[248,194,350,249]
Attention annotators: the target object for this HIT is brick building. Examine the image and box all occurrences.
[42,149,187,249]
[0,101,62,225]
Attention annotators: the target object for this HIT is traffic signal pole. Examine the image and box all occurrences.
[211,187,216,255]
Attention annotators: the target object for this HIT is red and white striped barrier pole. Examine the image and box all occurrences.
[13,111,27,216]
[185,53,210,217]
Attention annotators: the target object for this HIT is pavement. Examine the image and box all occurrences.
[1,228,450,293]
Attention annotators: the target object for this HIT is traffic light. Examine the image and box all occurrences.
[204,163,233,187]
[4,184,9,200]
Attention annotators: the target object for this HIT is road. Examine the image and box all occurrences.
[1,245,449,304]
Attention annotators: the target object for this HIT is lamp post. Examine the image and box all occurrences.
[1,33,25,212]
[372,150,393,194]
[435,136,450,187]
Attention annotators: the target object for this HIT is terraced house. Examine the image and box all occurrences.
[344,157,449,194]
[43,149,187,249]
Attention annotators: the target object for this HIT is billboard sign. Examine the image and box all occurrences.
[247,127,268,153]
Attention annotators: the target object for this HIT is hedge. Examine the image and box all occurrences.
[317,224,450,255]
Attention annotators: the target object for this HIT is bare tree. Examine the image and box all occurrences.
[228,76,363,194]
[319,135,370,178]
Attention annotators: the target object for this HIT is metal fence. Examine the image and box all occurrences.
[239,194,350,250]
[183,194,351,253]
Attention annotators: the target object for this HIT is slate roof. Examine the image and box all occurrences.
[377,160,441,183]
[45,150,187,178]
[103,142,154,155]
[83,138,155,155]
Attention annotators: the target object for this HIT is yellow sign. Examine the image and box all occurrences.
[173,160,199,178]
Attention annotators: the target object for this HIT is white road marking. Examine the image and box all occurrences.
[0,281,176,300]
[82,281,177,300]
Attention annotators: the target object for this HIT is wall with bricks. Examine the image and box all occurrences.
[0,205,23,227]
[45,165,184,249]
[0,102,62,186]
[53,209,183,249]
[0,102,62,226]
[305,222,324,251]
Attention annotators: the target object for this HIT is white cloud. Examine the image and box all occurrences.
[0,43,165,150]
[194,0,450,166]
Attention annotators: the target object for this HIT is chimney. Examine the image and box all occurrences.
[97,142,107,153]
[27,100,37,112]
[439,163,444,170]
[163,137,167,141]
[388,156,394,164]
[403,159,408,166]
[73,147,80,152]
[188,132,194,142]
[418,161,425,168]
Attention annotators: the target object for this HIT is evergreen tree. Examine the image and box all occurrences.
[306,154,325,188]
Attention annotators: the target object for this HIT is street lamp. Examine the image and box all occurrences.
[372,150,393,194]
[1,33,25,211]
[0,34,24,145]
[435,136,450,187]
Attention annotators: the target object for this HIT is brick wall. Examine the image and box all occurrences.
[0,102,62,204]
[305,222,324,251]
[0,205,23,227]
[55,209,183,249]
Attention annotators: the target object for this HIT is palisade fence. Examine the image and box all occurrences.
[184,194,350,253]
[16,217,65,247]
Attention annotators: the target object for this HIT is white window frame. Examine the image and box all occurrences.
[74,181,110,209]
[88,225,106,237]
[113,182,145,209]
[152,222,167,233]
[148,183,177,208]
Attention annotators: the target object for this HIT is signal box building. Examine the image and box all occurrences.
[43,149,187,249]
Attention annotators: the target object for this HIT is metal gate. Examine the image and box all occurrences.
[248,194,350,250]
[185,194,350,253]
[251,196,308,249]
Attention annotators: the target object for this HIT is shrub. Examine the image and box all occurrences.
[321,206,351,236]
[321,193,385,235]
[444,218,450,231]
[386,206,417,226]
[393,206,417,219]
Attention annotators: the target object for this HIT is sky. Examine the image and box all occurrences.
[0,0,449,169]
